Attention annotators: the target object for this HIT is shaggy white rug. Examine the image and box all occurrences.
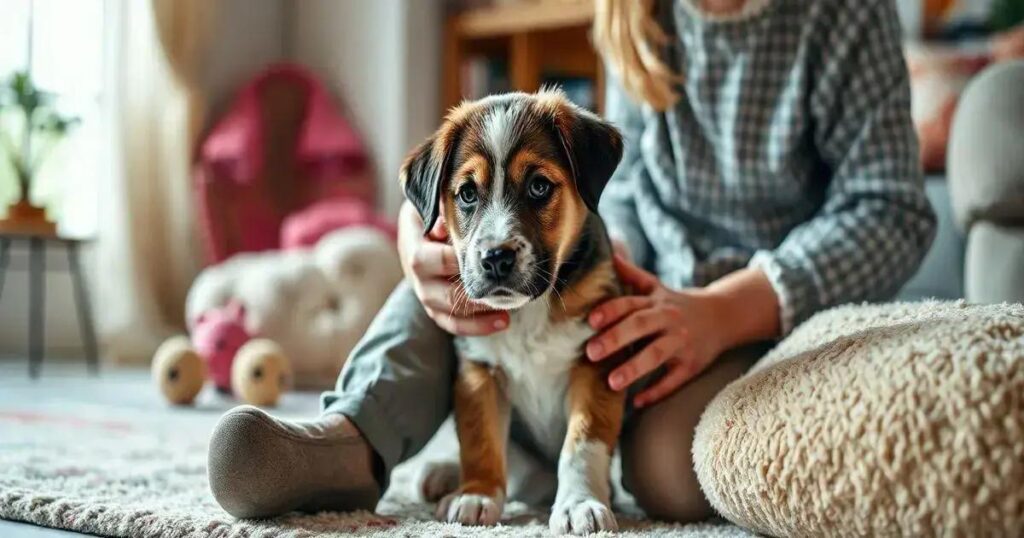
[15,300,1014,536]
[0,378,750,537]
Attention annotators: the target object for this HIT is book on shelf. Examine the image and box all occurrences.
[461,56,510,100]
[460,57,597,112]
[541,74,596,111]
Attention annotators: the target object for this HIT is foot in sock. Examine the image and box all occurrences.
[208,405,381,518]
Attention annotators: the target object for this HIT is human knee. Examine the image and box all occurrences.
[620,429,712,523]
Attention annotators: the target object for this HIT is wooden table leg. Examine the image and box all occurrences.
[28,238,45,378]
[0,238,10,301]
[67,242,99,375]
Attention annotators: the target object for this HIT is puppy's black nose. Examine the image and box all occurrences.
[481,248,516,281]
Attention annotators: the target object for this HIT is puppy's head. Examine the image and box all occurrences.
[400,89,623,311]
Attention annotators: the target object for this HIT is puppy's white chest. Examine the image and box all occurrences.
[456,300,594,458]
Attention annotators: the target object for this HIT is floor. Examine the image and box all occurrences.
[0,358,325,537]
[0,357,753,538]
[0,520,86,538]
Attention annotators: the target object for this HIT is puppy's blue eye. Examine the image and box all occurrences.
[458,183,478,205]
[528,176,553,200]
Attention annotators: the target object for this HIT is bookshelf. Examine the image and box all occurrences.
[442,1,603,115]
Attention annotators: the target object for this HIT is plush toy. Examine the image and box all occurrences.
[192,301,250,392]
[153,225,400,405]
[185,226,402,389]
[280,198,396,250]
[152,301,293,406]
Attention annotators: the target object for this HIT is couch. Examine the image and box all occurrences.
[898,61,1024,304]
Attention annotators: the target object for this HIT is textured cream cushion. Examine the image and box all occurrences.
[694,301,1024,537]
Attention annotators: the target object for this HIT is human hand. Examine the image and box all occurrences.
[608,236,631,260]
[585,255,729,408]
[397,201,509,336]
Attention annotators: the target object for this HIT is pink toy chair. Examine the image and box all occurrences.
[195,64,376,264]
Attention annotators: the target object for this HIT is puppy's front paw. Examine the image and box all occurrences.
[549,497,617,535]
[417,460,460,502]
[437,491,503,526]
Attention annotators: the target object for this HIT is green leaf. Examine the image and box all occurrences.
[990,0,1024,32]
[0,70,79,190]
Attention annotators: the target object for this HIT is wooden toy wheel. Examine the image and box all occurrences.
[231,339,291,407]
[152,336,206,405]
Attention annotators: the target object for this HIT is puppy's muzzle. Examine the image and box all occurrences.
[480,247,516,282]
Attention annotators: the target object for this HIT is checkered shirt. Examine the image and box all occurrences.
[599,0,937,335]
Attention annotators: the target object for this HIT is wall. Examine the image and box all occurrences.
[0,0,287,359]
[204,0,288,117]
[0,0,442,359]
[0,244,87,359]
[285,0,442,218]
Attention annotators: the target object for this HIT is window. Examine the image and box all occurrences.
[0,0,107,237]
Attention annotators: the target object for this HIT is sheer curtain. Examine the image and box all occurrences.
[96,0,218,363]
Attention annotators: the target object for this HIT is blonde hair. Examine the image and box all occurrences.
[592,0,680,111]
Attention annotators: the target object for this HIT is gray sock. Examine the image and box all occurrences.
[208,405,381,518]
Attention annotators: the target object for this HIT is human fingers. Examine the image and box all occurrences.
[411,241,460,279]
[586,307,672,362]
[588,296,654,331]
[426,307,509,336]
[606,333,687,391]
[632,362,696,408]
[418,280,493,317]
[427,210,449,241]
[612,254,659,294]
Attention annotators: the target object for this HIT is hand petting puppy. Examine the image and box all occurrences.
[397,201,510,336]
[586,254,781,409]
[586,255,728,408]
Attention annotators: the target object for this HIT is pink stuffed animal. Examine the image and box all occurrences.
[191,301,251,392]
[280,198,396,250]
[152,301,292,407]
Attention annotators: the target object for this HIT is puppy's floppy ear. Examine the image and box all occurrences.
[554,107,624,213]
[399,127,457,235]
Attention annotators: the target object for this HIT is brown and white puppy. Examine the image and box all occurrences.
[400,89,625,534]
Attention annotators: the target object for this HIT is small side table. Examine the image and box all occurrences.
[0,232,99,377]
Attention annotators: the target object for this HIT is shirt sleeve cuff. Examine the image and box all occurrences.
[748,251,804,336]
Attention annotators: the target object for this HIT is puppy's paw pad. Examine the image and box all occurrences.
[437,492,503,526]
[549,498,617,535]
[417,460,460,502]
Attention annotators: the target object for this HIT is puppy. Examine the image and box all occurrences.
[400,89,625,535]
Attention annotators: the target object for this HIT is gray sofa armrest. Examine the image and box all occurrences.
[948,61,1024,229]
[965,222,1024,303]
[947,61,1024,304]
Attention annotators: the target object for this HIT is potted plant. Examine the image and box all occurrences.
[0,71,78,235]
